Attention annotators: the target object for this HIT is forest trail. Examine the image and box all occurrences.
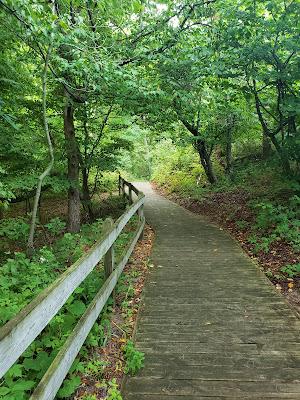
[122,182,300,399]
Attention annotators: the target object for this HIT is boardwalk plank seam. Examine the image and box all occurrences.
[122,183,300,399]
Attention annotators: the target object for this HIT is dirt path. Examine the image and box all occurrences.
[122,182,300,399]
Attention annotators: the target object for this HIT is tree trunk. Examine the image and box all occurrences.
[81,166,94,221]
[180,118,217,184]
[269,133,292,175]
[262,132,272,159]
[27,44,54,255]
[196,140,217,184]
[253,80,291,174]
[64,93,81,233]
[288,116,297,135]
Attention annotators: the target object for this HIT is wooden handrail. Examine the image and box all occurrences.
[119,175,140,203]
[0,179,145,400]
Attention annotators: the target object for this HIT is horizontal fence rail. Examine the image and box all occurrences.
[119,176,140,205]
[0,178,145,400]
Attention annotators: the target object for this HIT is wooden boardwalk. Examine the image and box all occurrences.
[123,183,300,400]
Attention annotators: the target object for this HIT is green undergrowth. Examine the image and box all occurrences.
[154,150,299,200]
[0,202,142,399]
[247,195,300,255]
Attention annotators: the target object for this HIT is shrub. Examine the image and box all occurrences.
[45,217,66,236]
[280,263,300,279]
[249,195,300,252]
[0,217,30,242]
[122,341,144,375]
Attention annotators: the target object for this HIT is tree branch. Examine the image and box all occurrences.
[27,43,54,253]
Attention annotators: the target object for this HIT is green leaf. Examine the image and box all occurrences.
[5,364,23,379]
[11,380,35,393]
[0,387,10,396]
[68,300,86,317]
[57,376,81,398]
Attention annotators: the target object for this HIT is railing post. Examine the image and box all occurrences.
[118,174,121,196]
[122,180,126,200]
[129,185,133,204]
[137,204,144,240]
[103,218,114,279]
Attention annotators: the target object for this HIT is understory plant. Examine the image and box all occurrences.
[249,195,300,254]
[0,213,142,399]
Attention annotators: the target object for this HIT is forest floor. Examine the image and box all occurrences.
[153,182,300,316]
[74,225,154,400]
[0,192,126,262]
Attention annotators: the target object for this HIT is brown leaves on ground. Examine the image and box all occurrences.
[74,225,154,399]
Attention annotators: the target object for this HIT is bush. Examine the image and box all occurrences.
[152,139,206,196]
[45,217,66,236]
[249,195,300,252]
[122,340,144,375]
[280,263,300,279]
[0,217,30,242]
[97,172,119,193]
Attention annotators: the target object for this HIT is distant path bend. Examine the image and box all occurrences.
[123,182,300,400]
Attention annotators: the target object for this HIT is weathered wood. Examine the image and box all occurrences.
[30,219,145,400]
[119,178,140,199]
[0,191,144,378]
[125,378,300,397]
[129,186,133,204]
[122,180,126,199]
[123,183,300,400]
[118,174,121,196]
[137,204,144,240]
[130,183,140,196]
[103,218,114,279]
[125,396,300,400]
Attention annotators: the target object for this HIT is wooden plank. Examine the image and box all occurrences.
[129,186,133,204]
[103,218,114,279]
[142,353,300,368]
[124,395,300,400]
[137,204,144,240]
[118,175,121,196]
[123,182,300,400]
[120,179,140,196]
[0,194,144,378]
[124,378,300,397]
[30,218,145,400]
[130,184,140,195]
[138,365,300,381]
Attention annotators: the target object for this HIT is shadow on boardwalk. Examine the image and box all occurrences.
[123,182,300,400]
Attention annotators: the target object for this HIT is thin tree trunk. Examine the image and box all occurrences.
[253,79,291,174]
[64,92,81,233]
[196,140,217,184]
[27,45,54,255]
[262,132,272,159]
[269,133,291,175]
[288,116,297,135]
[180,118,217,184]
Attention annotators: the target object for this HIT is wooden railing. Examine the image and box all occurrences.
[0,178,145,400]
[119,175,140,205]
